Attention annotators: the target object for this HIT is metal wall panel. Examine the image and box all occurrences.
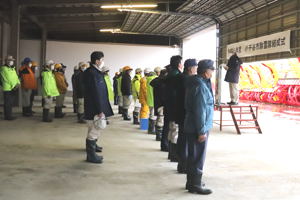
[219,0,300,63]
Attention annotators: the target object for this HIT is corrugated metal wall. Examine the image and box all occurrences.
[219,0,300,63]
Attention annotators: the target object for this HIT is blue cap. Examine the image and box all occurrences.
[197,59,215,74]
[184,59,197,68]
[23,57,32,64]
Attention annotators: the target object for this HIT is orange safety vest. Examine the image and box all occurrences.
[19,65,37,90]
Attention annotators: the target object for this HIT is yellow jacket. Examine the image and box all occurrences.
[139,77,147,105]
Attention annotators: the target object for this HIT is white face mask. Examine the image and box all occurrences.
[81,67,87,71]
[8,61,14,66]
[28,63,32,67]
[50,65,55,70]
[99,61,104,68]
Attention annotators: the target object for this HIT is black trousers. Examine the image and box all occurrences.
[3,90,17,118]
[186,132,209,177]
[177,123,188,166]
[161,113,169,150]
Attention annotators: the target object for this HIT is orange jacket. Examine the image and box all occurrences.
[19,65,37,90]
[54,72,68,94]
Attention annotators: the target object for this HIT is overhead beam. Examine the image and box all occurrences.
[19,0,185,7]
[45,20,122,24]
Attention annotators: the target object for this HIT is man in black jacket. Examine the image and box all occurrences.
[165,55,183,162]
[224,53,243,105]
[150,69,167,144]
[83,51,113,164]
[121,66,133,120]
[113,72,120,105]
[75,62,88,123]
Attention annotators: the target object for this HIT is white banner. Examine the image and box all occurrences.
[226,30,291,59]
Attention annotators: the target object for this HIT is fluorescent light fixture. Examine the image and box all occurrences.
[101,4,157,9]
[99,29,121,33]
[118,8,160,14]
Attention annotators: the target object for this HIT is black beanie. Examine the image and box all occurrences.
[90,51,104,64]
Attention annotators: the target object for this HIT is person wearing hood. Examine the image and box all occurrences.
[41,60,60,122]
[131,68,142,125]
[150,68,168,146]
[71,64,80,113]
[121,66,133,121]
[74,62,88,123]
[165,55,183,162]
[224,53,243,105]
[53,63,68,118]
[184,59,215,195]
[0,55,20,120]
[83,51,113,164]
[146,70,158,134]
[174,59,198,174]
[19,57,37,117]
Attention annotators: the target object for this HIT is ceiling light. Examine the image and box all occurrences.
[118,8,160,14]
[101,4,157,9]
[99,29,121,33]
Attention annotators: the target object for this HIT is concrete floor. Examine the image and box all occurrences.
[0,102,300,200]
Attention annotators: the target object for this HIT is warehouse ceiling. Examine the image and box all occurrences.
[2,0,279,45]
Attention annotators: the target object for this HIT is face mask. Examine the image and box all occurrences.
[28,63,32,67]
[8,61,14,66]
[50,65,55,70]
[99,61,104,68]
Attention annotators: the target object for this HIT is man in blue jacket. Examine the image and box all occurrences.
[83,51,113,164]
[184,59,215,195]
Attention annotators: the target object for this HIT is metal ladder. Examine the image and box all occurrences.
[229,105,262,134]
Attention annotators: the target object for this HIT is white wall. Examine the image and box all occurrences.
[20,39,180,91]
[182,26,216,62]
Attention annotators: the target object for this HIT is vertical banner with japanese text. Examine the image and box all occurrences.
[226,30,291,59]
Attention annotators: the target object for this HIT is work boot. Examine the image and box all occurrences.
[4,104,16,120]
[133,111,140,125]
[155,126,162,141]
[177,160,187,174]
[73,103,78,113]
[95,139,103,152]
[148,119,156,134]
[169,143,178,162]
[123,109,131,121]
[118,106,123,114]
[86,139,103,164]
[54,106,65,118]
[42,109,52,122]
[77,113,86,123]
[187,174,212,195]
[22,107,32,117]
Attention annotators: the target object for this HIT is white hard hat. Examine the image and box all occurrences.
[154,67,161,73]
[101,66,110,72]
[144,68,151,74]
[46,60,54,66]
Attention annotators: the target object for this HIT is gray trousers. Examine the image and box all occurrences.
[168,121,178,144]
[43,97,53,109]
[77,98,84,114]
[22,89,31,107]
[56,93,65,107]
[122,95,132,109]
[229,83,239,102]
[149,106,156,120]
[86,120,101,140]
[156,106,164,128]
[118,95,123,107]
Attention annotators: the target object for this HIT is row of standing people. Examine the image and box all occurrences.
[110,55,215,195]
[0,56,68,121]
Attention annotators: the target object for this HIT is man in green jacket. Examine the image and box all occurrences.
[102,66,114,102]
[0,55,20,120]
[146,70,158,134]
[41,60,60,122]
[131,68,142,125]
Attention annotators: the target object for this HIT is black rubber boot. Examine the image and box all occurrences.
[54,106,65,118]
[95,139,103,152]
[4,104,16,121]
[42,109,52,122]
[86,139,103,164]
[155,126,162,141]
[169,143,178,162]
[187,174,212,195]
[22,107,32,117]
[148,119,156,134]
[123,109,131,121]
[133,112,140,125]
[118,106,123,114]
[73,103,78,113]
[77,113,86,123]
[177,160,187,174]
